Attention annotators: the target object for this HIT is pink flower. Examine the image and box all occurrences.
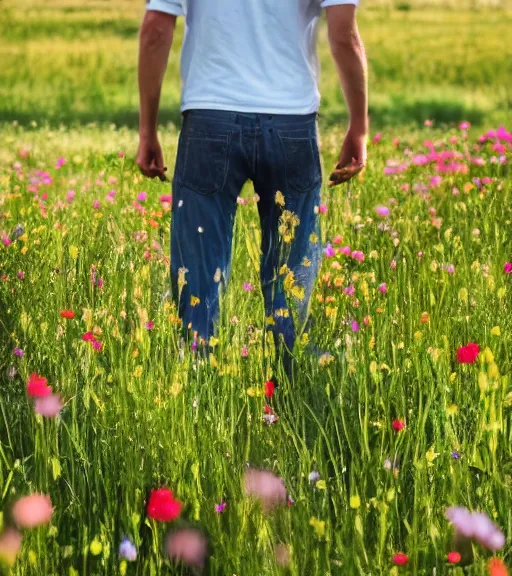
[147,488,182,522]
[332,235,343,245]
[443,264,455,275]
[392,419,405,432]
[27,374,52,398]
[160,194,172,204]
[351,250,365,263]
[145,321,154,330]
[243,469,287,511]
[446,507,505,551]
[393,553,408,566]
[11,494,53,528]
[393,138,400,147]
[66,190,75,203]
[424,119,433,127]
[55,157,66,169]
[215,502,226,513]
[390,260,397,270]
[82,332,95,342]
[504,262,512,274]
[338,245,351,256]
[241,345,249,358]
[459,121,471,130]
[137,192,147,202]
[318,203,328,214]
[430,175,443,188]
[34,394,63,418]
[378,283,387,293]
[375,205,390,217]
[372,132,382,144]
[92,340,103,351]
[343,284,355,297]
[93,200,101,209]
[324,244,335,258]
[0,528,22,566]
[118,151,125,158]
[243,282,254,292]
[166,529,208,570]
[351,320,360,332]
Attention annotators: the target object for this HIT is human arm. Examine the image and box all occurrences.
[324,3,368,186]
[137,4,180,179]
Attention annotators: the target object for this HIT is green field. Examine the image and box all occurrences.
[1,1,512,575]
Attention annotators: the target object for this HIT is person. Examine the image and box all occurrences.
[137,0,368,374]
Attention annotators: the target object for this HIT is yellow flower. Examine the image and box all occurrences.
[497,287,506,300]
[490,326,501,337]
[315,480,327,490]
[302,257,311,267]
[21,246,28,255]
[488,362,499,379]
[69,245,79,259]
[209,337,219,347]
[309,233,318,244]
[309,517,325,539]
[478,372,489,393]
[319,353,334,367]
[483,347,494,363]
[446,404,458,416]
[133,365,143,378]
[279,264,290,275]
[28,550,37,566]
[414,331,423,340]
[266,315,275,326]
[89,539,102,556]
[274,308,289,318]
[284,271,295,292]
[275,191,285,207]
[291,285,305,301]
[190,296,200,307]
[119,560,127,576]
[458,287,468,303]
[278,210,300,243]
[449,372,457,383]
[425,446,439,467]
[301,332,309,346]
[350,495,361,509]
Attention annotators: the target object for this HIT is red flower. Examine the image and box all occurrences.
[264,404,273,414]
[59,310,75,319]
[27,373,52,398]
[457,343,480,364]
[82,332,95,342]
[265,381,275,399]
[147,488,182,522]
[488,558,508,576]
[392,419,405,432]
[447,551,461,564]
[392,553,408,566]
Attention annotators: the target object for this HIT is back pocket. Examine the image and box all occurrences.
[179,131,231,196]
[278,129,322,194]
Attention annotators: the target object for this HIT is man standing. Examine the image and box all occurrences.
[137,0,367,371]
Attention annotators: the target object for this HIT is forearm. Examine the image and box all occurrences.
[138,11,176,138]
[330,28,368,134]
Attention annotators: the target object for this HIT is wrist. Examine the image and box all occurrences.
[348,120,369,137]
[139,128,158,141]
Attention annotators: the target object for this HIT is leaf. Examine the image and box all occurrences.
[51,457,61,480]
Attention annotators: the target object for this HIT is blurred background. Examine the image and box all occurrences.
[1,0,511,131]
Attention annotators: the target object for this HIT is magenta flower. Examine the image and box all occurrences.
[343,284,355,297]
[459,121,471,130]
[93,200,101,209]
[443,264,455,275]
[351,250,365,263]
[160,194,172,204]
[243,282,254,292]
[215,502,226,513]
[372,133,382,144]
[318,203,328,214]
[92,340,103,351]
[241,345,249,358]
[446,507,505,551]
[55,157,66,169]
[66,190,76,203]
[504,262,512,274]
[145,321,154,330]
[324,244,335,258]
[13,347,24,357]
[137,192,147,202]
[17,271,24,280]
[375,205,390,217]
[430,175,443,188]
[351,320,360,332]
[338,245,351,256]
[378,283,387,293]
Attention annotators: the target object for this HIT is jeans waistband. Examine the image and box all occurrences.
[182,109,318,126]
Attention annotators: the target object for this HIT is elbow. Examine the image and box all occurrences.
[329,28,364,55]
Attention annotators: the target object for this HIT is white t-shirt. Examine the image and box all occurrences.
[146,0,358,114]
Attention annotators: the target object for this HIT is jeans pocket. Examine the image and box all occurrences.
[278,129,322,194]
[178,131,231,196]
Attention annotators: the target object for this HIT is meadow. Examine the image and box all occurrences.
[1,1,512,574]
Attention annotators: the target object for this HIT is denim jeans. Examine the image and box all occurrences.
[171,109,322,370]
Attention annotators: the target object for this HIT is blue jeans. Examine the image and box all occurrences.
[171,110,322,369]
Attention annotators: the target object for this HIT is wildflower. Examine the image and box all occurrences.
[34,394,63,418]
[333,235,343,245]
[392,553,408,566]
[244,469,287,511]
[390,259,397,270]
[339,245,351,255]
[13,347,24,357]
[137,192,147,202]
[318,203,328,214]
[447,551,461,564]
[459,121,471,130]
[425,446,440,466]
[343,284,355,296]
[488,558,508,576]
[90,539,103,556]
[145,321,154,330]
[350,495,361,509]
[351,250,365,262]
[11,494,53,528]
[275,191,285,207]
[60,310,75,319]
[309,517,326,538]
[378,283,387,293]
[0,528,22,566]
[27,373,52,397]
[243,282,254,292]
[82,332,95,342]
[446,507,505,551]
[241,345,249,358]
[451,451,460,460]
[215,502,226,514]
[392,419,405,432]
[351,320,360,332]
[265,381,275,399]
[375,205,390,217]
[92,340,103,351]
[55,157,66,169]
[308,471,320,484]
[324,243,335,258]
[457,343,480,364]
[166,528,208,570]
[147,488,182,522]
[504,262,512,274]
[160,194,172,204]
[372,132,382,144]
[278,210,300,243]
[119,538,137,562]
[93,200,101,209]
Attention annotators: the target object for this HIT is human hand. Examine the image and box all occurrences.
[136,135,167,181]
[328,128,367,187]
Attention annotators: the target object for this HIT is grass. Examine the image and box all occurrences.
[0,1,512,575]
